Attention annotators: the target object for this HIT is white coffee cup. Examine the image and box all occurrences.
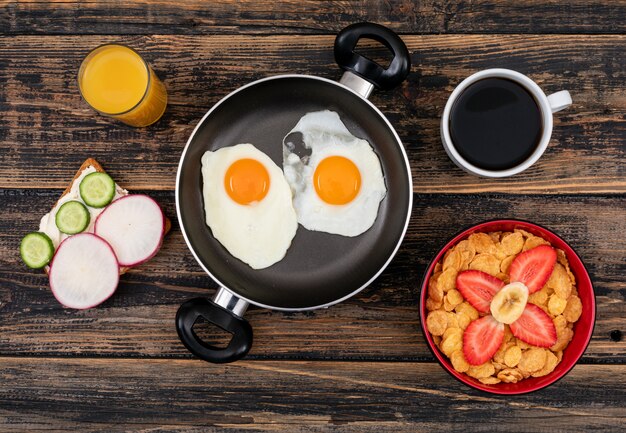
[440,68,572,178]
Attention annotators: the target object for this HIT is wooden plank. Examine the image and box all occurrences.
[0,358,624,432]
[0,34,624,193]
[1,189,624,361]
[1,0,625,35]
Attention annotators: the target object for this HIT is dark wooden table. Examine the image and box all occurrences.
[1,1,625,431]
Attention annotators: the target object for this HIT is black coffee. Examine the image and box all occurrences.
[449,77,543,171]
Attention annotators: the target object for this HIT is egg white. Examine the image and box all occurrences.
[201,143,298,269]
[282,110,387,237]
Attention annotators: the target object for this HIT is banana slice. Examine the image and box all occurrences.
[490,282,529,324]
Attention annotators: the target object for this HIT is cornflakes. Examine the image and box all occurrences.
[500,255,515,274]
[548,294,567,316]
[450,350,470,373]
[426,297,443,311]
[518,348,547,373]
[446,289,464,307]
[523,235,550,251]
[547,263,572,299]
[469,254,501,276]
[563,295,583,322]
[467,362,495,379]
[497,368,523,383]
[455,302,479,321]
[456,312,471,330]
[532,351,559,377]
[504,345,522,367]
[426,310,448,336]
[469,233,497,255]
[479,376,502,385]
[438,268,457,292]
[443,249,462,271]
[500,232,524,256]
[424,230,582,386]
[441,329,463,356]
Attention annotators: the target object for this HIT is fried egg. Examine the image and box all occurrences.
[282,110,386,237]
[201,143,297,269]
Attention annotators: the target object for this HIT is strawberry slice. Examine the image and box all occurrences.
[509,245,557,294]
[510,303,557,348]
[456,270,505,313]
[463,315,505,366]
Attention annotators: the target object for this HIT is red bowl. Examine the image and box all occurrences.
[419,219,596,395]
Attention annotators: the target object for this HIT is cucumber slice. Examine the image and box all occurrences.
[20,232,54,269]
[55,200,90,234]
[80,172,115,208]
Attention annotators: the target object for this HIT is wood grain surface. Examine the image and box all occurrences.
[0,35,624,193]
[2,190,623,362]
[1,0,625,35]
[0,358,624,432]
[1,1,625,431]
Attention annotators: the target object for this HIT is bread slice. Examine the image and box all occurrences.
[48,158,171,274]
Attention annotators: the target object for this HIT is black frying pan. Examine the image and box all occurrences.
[175,23,412,363]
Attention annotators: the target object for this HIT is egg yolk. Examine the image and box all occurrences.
[224,158,270,205]
[313,156,361,205]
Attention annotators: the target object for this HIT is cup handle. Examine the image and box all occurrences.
[547,90,572,113]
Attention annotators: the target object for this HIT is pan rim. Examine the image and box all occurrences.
[175,73,413,311]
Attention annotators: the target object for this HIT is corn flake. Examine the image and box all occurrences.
[479,376,502,385]
[456,312,471,330]
[446,289,464,307]
[551,326,574,352]
[455,302,479,321]
[467,362,495,379]
[443,249,463,271]
[563,295,583,323]
[469,232,497,254]
[438,268,457,292]
[523,236,550,251]
[441,329,463,356]
[532,351,559,378]
[500,255,515,274]
[504,345,522,367]
[528,287,550,308]
[450,350,470,373]
[428,273,444,302]
[500,232,524,256]
[548,294,567,316]
[518,348,547,373]
[547,263,572,299]
[469,254,501,276]
[426,310,448,336]
[426,297,443,311]
[497,368,524,383]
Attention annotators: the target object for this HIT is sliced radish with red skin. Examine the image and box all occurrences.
[456,270,505,313]
[463,315,504,366]
[49,233,119,309]
[509,245,557,294]
[95,194,165,267]
[510,303,557,348]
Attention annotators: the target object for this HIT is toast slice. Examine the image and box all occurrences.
[46,158,171,274]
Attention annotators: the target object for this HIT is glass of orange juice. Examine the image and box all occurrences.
[78,44,167,127]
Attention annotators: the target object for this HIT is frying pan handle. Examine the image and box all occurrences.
[334,22,411,91]
[176,296,253,364]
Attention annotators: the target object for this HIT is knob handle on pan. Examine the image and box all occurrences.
[176,296,253,363]
[334,22,411,90]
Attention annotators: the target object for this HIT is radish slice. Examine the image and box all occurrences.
[95,194,165,267]
[49,233,119,309]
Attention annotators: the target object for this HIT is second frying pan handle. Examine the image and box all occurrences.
[334,22,411,91]
[176,291,252,364]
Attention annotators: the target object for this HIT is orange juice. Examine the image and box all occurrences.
[78,44,167,127]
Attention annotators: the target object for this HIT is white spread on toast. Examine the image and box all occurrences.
[39,166,128,248]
